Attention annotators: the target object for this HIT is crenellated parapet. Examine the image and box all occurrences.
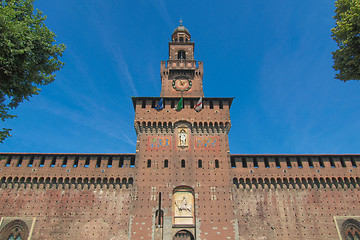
[0,154,136,184]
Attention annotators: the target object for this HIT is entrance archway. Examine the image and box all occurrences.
[173,230,194,240]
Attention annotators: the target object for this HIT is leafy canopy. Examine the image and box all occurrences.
[332,0,360,81]
[0,0,65,142]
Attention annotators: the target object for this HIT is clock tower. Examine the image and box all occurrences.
[160,21,204,97]
[131,22,234,240]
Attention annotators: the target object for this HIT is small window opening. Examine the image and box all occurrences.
[275,158,281,168]
[5,156,12,167]
[73,156,79,167]
[50,156,56,167]
[28,156,34,167]
[190,100,194,109]
[198,159,202,168]
[147,159,151,168]
[130,156,135,168]
[40,156,45,167]
[209,100,214,109]
[96,157,101,168]
[171,99,175,108]
[340,158,346,167]
[329,158,335,167]
[84,156,90,167]
[215,160,219,168]
[142,99,146,108]
[181,159,185,168]
[62,156,68,167]
[179,37,184,42]
[16,156,23,167]
[318,158,325,168]
[119,157,124,167]
[242,157,247,168]
[286,158,292,168]
[219,100,223,109]
[308,158,314,168]
[253,158,258,168]
[178,50,186,60]
[107,157,113,168]
[264,158,270,168]
[151,100,156,108]
[230,157,236,168]
[164,159,168,168]
[297,158,303,168]
[350,157,357,167]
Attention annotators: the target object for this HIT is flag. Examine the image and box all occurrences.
[174,97,183,111]
[194,97,203,112]
[154,98,164,110]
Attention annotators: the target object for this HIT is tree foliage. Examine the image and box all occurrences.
[0,0,65,142]
[332,0,360,81]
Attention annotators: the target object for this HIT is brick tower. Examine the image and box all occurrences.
[131,22,234,239]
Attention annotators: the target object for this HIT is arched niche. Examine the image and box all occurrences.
[174,121,191,149]
[172,186,195,226]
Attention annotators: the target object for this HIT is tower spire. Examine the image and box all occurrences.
[179,18,183,26]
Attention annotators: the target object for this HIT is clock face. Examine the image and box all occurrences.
[172,76,192,91]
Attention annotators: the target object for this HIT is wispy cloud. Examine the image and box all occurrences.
[38,95,136,147]
[107,45,138,96]
[150,0,174,30]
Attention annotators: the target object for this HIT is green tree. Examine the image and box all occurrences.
[0,0,65,142]
[332,0,360,81]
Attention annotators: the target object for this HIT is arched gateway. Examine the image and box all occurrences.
[174,229,195,240]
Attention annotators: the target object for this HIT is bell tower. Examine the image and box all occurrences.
[160,21,204,97]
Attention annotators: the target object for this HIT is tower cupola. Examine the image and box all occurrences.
[172,20,191,42]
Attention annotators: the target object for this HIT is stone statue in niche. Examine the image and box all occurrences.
[175,197,192,213]
[179,129,187,146]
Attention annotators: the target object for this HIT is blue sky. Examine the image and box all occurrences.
[1,0,360,154]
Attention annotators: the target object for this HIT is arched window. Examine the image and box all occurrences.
[198,160,202,168]
[181,160,185,168]
[340,218,360,240]
[147,159,151,168]
[178,50,186,60]
[164,159,168,168]
[215,160,219,168]
[0,220,29,240]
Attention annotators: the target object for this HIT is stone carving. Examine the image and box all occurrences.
[175,197,192,213]
[179,129,187,146]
